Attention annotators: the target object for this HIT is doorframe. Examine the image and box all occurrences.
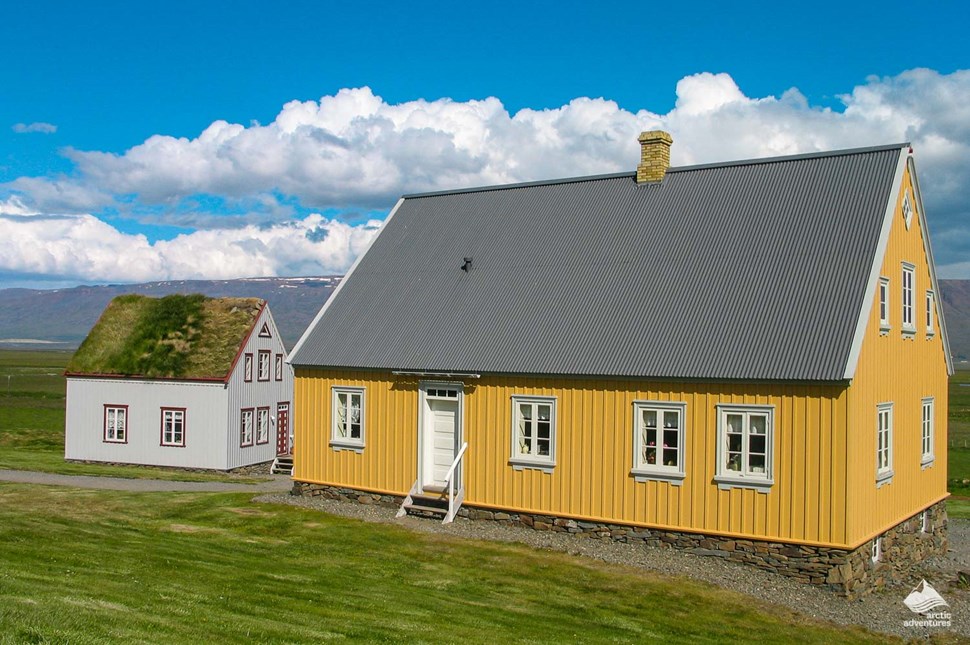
[276,401,291,455]
[417,380,464,493]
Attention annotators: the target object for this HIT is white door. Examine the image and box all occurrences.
[421,385,461,490]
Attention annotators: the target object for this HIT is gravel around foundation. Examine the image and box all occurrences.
[258,492,970,640]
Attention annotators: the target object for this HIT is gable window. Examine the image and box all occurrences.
[103,405,128,443]
[876,403,893,486]
[901,263,915,336]
[331,386,365,451]
[161,408,186,447]
[902,190,913,230]
[240,408,254,447]
[715,405,773,491]
[921,398,934,467]
[257,350,271,381]
[878,277,890,332]
[631,401,686,484]
[510,396,556,471]
[258,322,272,338]
[256,407,270,444]
[925,291,935,336]
[274,354,284,381]
[244,353,253,382]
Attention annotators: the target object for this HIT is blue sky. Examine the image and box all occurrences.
[1,1,968,287]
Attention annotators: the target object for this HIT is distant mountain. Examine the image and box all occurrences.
[1,276,968,364]
[0,277,340,350]
[941,280,970,364]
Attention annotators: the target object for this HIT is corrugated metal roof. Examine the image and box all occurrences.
[292,144,904,381]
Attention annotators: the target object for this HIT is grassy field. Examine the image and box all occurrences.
[0,484,891,643]
[0,349,263,483]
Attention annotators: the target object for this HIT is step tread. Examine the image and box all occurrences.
[406,504,448,515]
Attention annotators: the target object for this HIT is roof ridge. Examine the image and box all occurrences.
[401,142,910,200]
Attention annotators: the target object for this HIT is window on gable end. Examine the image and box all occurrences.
[902,190,913,230]
[257,350,271,381]
[244,353,253,382]
[925,290,935,336]
[258,322,272,338]
[240,408,254,447]
[901,263,915,336]
[275,354,284,381]
[921,398,934,467]
[878,277,890,333]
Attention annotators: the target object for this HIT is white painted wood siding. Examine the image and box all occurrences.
[225,305,295,469]
[65,377,228,469]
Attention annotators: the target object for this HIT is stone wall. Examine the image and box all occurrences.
[293,482,946,597]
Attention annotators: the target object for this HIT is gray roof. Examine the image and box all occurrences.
[293,144,906,381]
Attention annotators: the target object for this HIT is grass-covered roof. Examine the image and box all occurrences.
[67,294,264,379]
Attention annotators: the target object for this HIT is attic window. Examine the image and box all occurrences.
[902,191,913,230]
[258,323,272,338]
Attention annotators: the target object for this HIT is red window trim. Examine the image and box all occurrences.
[243,353,254,382]
[257,350,271,382]
[103,404,129,444]
[160,407,187,448]
[240,407,255,447]
[274,354,284,381]
[256,406,271,445]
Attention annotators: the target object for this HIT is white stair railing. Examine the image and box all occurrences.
[442,442,468,524]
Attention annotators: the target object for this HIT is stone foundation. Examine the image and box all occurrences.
[293,482,947,597]
[65,458,274,475]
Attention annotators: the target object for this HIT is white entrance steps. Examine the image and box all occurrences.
[271,454,293,475]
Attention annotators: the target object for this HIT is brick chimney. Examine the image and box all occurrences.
[636,130,673,183]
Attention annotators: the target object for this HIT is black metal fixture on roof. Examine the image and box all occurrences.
[461,257,472,272]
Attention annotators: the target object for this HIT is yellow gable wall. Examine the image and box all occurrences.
[295,369,852,547]
[845,162,949,545]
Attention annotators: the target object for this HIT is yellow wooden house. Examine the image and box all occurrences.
[289,133,952,595]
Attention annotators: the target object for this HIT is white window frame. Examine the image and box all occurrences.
[876,402,893,486]
[240,408,254,447]
[631,401,686,484]
[160,408,186,447]
[256,407,270,445]
[878,277,890,333]
[331,386,365,451]
[921,397,934,468]
[509,395,556,472]
[922,510,931,534]
[901,263,915,336]
[925,290,935,337]
[715,404,774,491]
[103,405,128,443]
[902,190,913,230]
[871,536,882,563]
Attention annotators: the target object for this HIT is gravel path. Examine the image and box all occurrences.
[259,492,970,640]
[0,468,292,492]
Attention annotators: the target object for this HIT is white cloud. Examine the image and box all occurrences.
[12,122,57,134]
[2,69,970,279]
[0,211,380,282]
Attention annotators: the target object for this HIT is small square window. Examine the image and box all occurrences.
[510,396,556,471]
[331,387,365,451]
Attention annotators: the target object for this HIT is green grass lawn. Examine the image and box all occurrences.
[0,484,891,644]
[0,349,264,483]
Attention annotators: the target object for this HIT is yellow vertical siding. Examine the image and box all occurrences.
[845,165,950,544]
[295,369,850,546]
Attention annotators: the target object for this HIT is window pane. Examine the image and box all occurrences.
[726,414,742,433]
[663,447,678,466]
[748,454,766,473]
[663,411,678,428]
[519,404,532,421]
[749,434,766,454]
[726,452,742,472]
[537,405,550,422]
[644,410,657,428]
[749,415,766,435]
